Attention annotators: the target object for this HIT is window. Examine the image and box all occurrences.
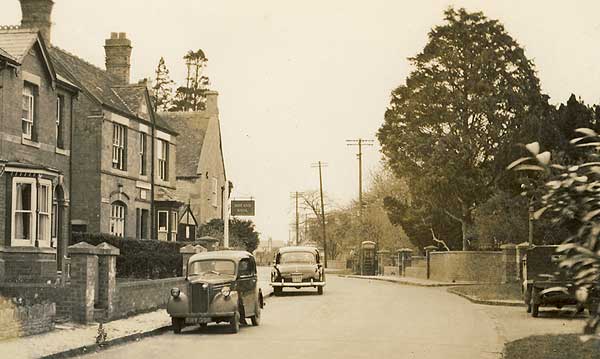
[112,123,126,170]
[56,96,64,148]
[37,184,51,244]
[170,211,178,238]
[11,178,53,247]
[158,211,168,232]
[22,84,35,140]
[110,202,126,237]
[157,139,169,181]
[139,132,147,175]
[212,178,218,207]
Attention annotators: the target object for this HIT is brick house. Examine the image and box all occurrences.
[159,92,229,241]
[49,39,180,241]
[0,15,79,281]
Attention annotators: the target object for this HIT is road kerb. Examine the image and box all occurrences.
[447,287,525,307]
[343,274,478,287]
[40,325,171,359]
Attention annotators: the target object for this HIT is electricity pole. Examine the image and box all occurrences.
[346,139,374,215]
[290,191,301,246]
[311,161,328,268]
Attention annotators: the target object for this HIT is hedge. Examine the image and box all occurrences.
[71,233,194,279]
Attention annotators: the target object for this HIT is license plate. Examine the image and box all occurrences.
[292,274,302,283]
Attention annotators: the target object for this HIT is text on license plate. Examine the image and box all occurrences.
[292,275,302,283]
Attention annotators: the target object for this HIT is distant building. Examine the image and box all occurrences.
[159,91,229,241]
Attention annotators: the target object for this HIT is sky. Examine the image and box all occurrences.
[2,0,600,244]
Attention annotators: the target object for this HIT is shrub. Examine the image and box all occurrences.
[71,233,190,279]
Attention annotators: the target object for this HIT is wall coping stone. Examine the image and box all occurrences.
[95,242,120,256]
[179,244,196,254]
[68,242,100,255]
[429,251,502,255]
[116,277,186,289]
[516,242,530,249]
[396,248,414,253]
[0,246,56,255]
[500,243,516,250]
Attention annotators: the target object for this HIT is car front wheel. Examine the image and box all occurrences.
[274,287,282,296]
[229,311,240,333]
[317,286,323,295]
[172,317,184,334]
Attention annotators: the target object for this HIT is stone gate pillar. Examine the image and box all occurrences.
[516,242,529,283]
[424,245,437,279]
[96,242,120,320]
[501,244,517,283]
[180,245,197,277]
[68,242,99,323]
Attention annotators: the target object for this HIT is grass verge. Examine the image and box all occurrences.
[449,283,521,301]
[504,334,600,359]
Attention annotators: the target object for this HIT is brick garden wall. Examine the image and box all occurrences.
[113,277,186,319]
[429,251,504,283]
[0,301,56,340]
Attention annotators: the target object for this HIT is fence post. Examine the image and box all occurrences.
[424,245,437,280]
[96,242,120,321]
[67,242,99,324]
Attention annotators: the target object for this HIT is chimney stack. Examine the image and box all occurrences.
[204,90,219,115]
[104,32,132,85]
[19,0,54,44]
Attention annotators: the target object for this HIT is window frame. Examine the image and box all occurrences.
[110,202,126,237]
[112,123,126,171]
[56,95,64,149]
[170,211,178,237]
[139,132,147,176]
[157,139,169,181]
[157,210,169,233]
[22,83,35,140]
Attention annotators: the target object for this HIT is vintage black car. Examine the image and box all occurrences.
[523,245,599,317]
[167,250,264,334]
[270,246,325,295]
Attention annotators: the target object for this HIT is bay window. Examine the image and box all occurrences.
[11,178,52,247]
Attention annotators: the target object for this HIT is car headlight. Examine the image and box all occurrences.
[170,287,181,298]
[221,286,231,297]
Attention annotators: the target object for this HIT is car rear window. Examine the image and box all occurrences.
[280,252,316,264]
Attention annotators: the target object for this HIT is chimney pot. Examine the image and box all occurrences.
[110,32,118,39]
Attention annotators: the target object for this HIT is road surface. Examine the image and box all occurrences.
[80,275,503,359]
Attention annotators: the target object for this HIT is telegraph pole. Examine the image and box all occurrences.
[346,139,374,215]
[311,161,328,268]
[290,191,301,246]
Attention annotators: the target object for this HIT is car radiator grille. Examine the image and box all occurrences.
[191,284,209,313]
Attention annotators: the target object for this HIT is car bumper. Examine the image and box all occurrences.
[270,280,326,287]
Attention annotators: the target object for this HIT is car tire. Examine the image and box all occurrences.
[229,311,240,334]
[274,287,282,296]
[526,301,532,313]
[172,317,184,334]
[250,304,261,326]
[317,286,323,295]
[199,323,208,329]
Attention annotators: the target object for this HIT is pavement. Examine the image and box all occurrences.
[346,274,479,287]
[0,267,273,359]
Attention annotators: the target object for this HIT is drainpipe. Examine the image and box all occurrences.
[150,106,156,240]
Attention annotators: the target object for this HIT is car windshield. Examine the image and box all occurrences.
[188,260,236,277]
[280,252,316,264]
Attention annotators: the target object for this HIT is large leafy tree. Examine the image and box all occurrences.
[377,7,548,249]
